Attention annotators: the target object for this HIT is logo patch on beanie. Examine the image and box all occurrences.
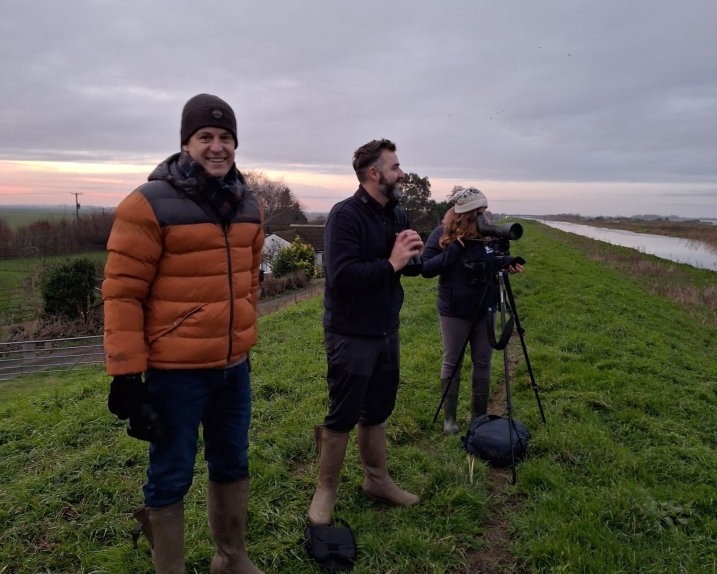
[212,110,223,119]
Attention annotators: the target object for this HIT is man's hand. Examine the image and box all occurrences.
[108,374,163,442]
[389,230,424,272]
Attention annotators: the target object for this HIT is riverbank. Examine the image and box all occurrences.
[534,220,717,326]
[552,216,717,249]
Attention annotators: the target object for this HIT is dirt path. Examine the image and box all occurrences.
[456,340,532,574]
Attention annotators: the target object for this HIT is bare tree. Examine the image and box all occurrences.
[244,171,286,226]
[244,171,307,228]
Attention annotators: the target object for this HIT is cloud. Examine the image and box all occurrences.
[1,0,716,216]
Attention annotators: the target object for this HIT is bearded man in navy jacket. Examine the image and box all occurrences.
[308,138,424,525]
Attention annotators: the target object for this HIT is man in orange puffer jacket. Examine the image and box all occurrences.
[103,93,264,574]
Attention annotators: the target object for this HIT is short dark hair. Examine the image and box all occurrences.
[352,139,397,182]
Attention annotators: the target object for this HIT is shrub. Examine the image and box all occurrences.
[260,271,311,298]
[272,238,315,278]
[40,257,100,320]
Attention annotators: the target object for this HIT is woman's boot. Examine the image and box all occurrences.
[308,426,350,525]
[470,377,491,423]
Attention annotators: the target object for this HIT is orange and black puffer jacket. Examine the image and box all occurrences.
[102,154,264,376]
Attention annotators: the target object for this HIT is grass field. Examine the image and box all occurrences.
[1,220,716,573]
[0,206,75,230]
[0,251,107,289]
[0,251,108,324]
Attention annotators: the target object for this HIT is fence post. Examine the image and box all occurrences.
[22,342,37,359]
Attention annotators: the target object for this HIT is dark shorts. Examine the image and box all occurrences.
[322,330,400,432]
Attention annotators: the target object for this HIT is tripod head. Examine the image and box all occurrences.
[488,236,525,273]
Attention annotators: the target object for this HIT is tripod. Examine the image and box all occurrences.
[433,263,546,483]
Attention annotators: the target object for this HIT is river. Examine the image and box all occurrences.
[531,219,717,271]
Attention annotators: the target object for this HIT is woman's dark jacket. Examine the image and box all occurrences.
[420,225,497,319]
[322,186,421,337]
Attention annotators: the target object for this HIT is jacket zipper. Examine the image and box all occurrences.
[224,227,234,363]
[384,216,395,336]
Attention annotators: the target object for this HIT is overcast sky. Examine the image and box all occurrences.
[1,0,716,217]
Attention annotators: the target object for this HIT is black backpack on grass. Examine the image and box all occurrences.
[462,414,530,468]
[304,523,356,572]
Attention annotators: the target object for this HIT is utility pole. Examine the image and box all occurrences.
[71,192,83,223]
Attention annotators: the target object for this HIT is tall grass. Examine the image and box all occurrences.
[1,221,716,573]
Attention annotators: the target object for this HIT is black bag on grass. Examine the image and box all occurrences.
[304,524,356,572]
[462,414,530,468]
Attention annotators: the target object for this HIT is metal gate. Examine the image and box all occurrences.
[0,335,104,381]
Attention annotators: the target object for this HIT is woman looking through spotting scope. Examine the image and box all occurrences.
[420,187,523,434]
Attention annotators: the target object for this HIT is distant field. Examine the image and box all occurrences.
[0,206,110,229]
[0,207,73,229]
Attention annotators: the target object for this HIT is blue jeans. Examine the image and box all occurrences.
[142,362,252,508]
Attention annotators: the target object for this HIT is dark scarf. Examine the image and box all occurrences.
[178,152,243,227]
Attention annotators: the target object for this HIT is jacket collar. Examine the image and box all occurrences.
[354,185,398,218]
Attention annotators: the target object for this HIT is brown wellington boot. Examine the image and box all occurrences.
[308,426,350,525]
[470,377,491,424]
[357,422,420,506]
[144,500,186,574]
[441,378,460,435]
[207,479,263,574]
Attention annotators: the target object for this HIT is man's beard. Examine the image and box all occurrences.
[378,173,402,201]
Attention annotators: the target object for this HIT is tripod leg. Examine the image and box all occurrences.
[497,271,517,484]
[503,274,547,424]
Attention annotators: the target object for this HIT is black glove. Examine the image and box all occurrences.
[108,374,146,420]
[108,374,163,443]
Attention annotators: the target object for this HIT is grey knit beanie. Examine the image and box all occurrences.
[180,94,237,148]
[452,187,488,214]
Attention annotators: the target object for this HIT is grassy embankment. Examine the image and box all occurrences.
[1,220,716,573]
